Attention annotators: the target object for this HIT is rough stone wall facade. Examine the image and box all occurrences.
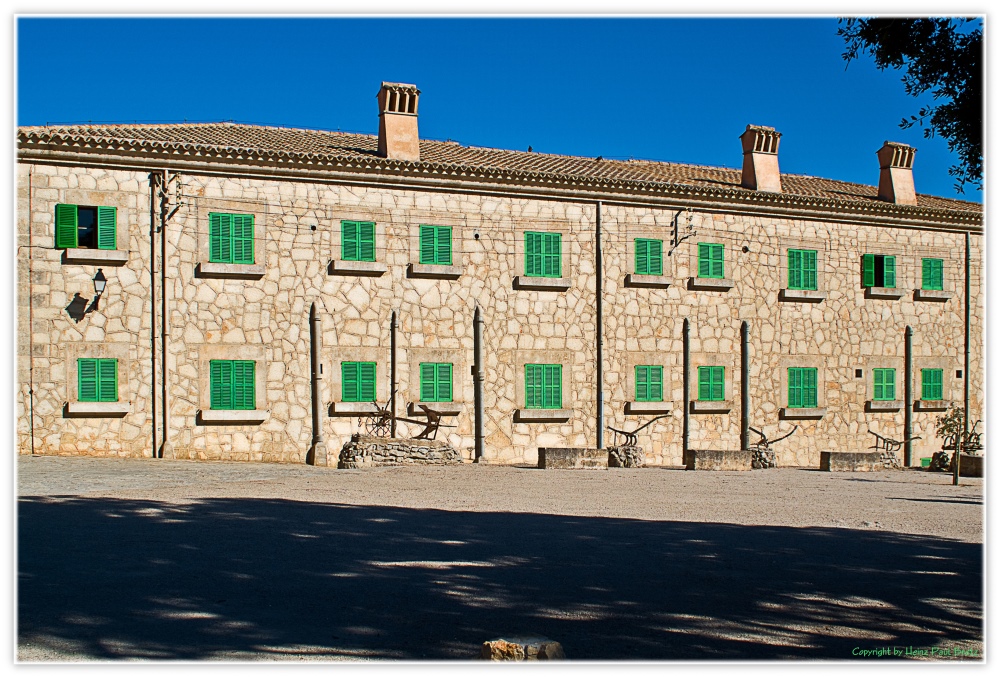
[16,161,983,467]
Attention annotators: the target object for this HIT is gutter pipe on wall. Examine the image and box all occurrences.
[741,321,750,452]
[307,302,328,466]
[682,318,690,459]
[27,168,36,455]
[159,170,172,459]
[149,172,158,458]
[904,325,913,467]
[390,309,397,439]
[595,201,604,450]
[956,231,972,486]
[473,304,484,462]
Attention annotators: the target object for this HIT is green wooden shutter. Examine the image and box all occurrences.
[343,221,359,261]
[437,363,453,402]
[210,360,233,409]
[55,204,78,249]
[788,368,802,408]
[209,213,234,263]
[420,225,436,264]
[359,222,375,262]
[922,258,943,291]
[636,239,649,275]
[542,364,562,409]
[342,362,359,402]
[922,369,943,400]
[420,363,436,401]
[96,206,117,250]
[543,233,561,277]
[804,368,818,408]
[874,368,895,401]
[97,358,118,402]
[650,366,663,401]
[525,232,541,276]
[862,254,875,287]
[525,364,541,408]
[232,361,254,410]
[788,250,802,289]
[711,245,724,278]
[78,359,98,402]
[698,366,711,401]
[233,215,254,264]
[699,244,723,278]
[636,366,649,401]
[803,250,818,290]
[359,363,376,402]
[883,256,896,288]
[712,366,724,401]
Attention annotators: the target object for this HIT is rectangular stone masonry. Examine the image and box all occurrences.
[684,449,753,471]
[958,454,983,478]
[820,451,884,472]
[538,447,607,470]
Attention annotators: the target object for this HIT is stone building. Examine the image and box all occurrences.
[16,81,983,467]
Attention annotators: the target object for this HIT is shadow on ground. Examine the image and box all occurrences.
[18,497,982,660]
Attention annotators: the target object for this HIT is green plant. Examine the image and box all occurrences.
[935,406,966,441]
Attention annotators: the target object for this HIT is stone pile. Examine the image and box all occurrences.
[751,447,777,469]
[607,445,645,468]
[337,434,462,468]
[480,637,565,660]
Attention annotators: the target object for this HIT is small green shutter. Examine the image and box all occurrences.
[98,359,118,402]
[636,239,663,276]
[542,233,561,277]
[232,361,255,410]
[636,365,663,402]
[921,368,943,400]
[862,254,875,287]
[788,367,802,408]
[788,367,818,408]
[359,222,376,262]
[699,243,724,278]
[342,362,359,402]
[359,362,376,402]
[525,364,542,408]
[420,363,437,401]
[698,366,724,401]
[804,368,817,408]
[210,360,233,409]
[343,221,359,261]
[55,204,78,249]
[922,258,944,291]
[874,368,896,401]
[96,206,117,250]
[802,250,817,290]
[438,364,453,401]
[78,359,99,402]
[883,256,896,288]
[789,249,817,290]
[209,213,233,263]
[788,249,802,289]
[525,232,542,277]
[233,215,254,264]
[420,225,437,264]
[543,364,562,409]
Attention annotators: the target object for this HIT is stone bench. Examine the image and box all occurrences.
[819,451,883,472]
[684,449,753,471]
[537,448,607,470]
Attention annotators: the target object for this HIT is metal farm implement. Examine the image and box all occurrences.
[748,424,798,469]
[359,397,455,440]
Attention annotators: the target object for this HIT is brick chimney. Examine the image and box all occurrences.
[377,82,420,162]
[740,125,782,193]
[876,141,917,205]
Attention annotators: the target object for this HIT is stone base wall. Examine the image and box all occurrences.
[537,447,608,470]
[337,435,463,468]
[684,449,753,471]
[820,451,884,472]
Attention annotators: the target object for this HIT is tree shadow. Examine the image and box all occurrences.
[18,497,982,661]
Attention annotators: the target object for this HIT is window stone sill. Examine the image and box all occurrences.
[914,289,952,302]
[514,408,572,422]
[407,402,463,417]
[779,289,827,303]
[866,400,903,412]
[690,400,732,414]
[624,274,671,289]
[779,407,827,419]
[688,277,734,291]
[329,259,387,277]
[196,262,265,279]
[62,249,129,266]
[197,409,269,424]
[625,401,672,415]
[329,402,379,416]
[864,287,904,300]
[64,402,130,417]
[513,276,571,291]
[915,400,949,411]
[407,263,463,279]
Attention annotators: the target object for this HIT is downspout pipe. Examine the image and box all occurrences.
[149,171,158,458]
[27,167,36,456]
[158,170,172,459]
[307,302,327,466]
[741,321,750,452]
[904,325,913,467]
[390,309,397,439]
[473,304,485,462]
[956,231,972,485]
[682,318,690,461]
[596,201,604,450]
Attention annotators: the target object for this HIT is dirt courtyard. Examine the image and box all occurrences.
[17,456,983,662]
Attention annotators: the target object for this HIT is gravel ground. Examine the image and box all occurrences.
[17,456,984,662]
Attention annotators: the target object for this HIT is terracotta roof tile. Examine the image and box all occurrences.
[17,122,982,215]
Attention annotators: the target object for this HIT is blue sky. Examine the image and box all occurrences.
[16,16,980,201]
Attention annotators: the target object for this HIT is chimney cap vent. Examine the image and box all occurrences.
[740,124,782,155]
[877,141,916,169]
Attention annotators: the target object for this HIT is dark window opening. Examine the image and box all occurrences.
[957,370,963,379]
[855,368,863,378]
[77,207,97,248]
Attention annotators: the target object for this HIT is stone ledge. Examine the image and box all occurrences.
[512,276,571,291]
[820,451,883,472]
[196,262,265,279]
[684,449,753,471]
[866,400,903,412]
[538,447,607,470]
[407,262,463,279]
[514,408,572,422]
[688,277,734,291]
[328,259,387,276]
[914,289,952,302]
[62,248,129,266]
[864,286,904,300]
[407,402,463,417]
[330,402,379,416]
[64,402,130,417]
[624,273,671,289]
[914,400,949,412]
[779,407,827,419]
[197,409,269,424]
[690,400,732,414]
[779,288,827,302]
[625,401,672,415]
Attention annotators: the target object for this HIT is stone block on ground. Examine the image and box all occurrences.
[608,445,645,468]
[338,434,462,469]
[819,451,883,472]
[538,447,607,470]
[480,637,565,660]
[959,454,984,477]
[684,449,753,471]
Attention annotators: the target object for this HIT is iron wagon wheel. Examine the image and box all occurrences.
[366,414,391,437]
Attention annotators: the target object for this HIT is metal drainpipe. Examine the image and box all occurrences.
[390,309,397,439]
[682,318,690,462]
[904,325,913,467]
[149,171,158,458]
[27,167,36,455]
[307,302,327,466]
[957,231,972,486]
[741,321,750,452]
[159,170,171,459]
[473,304,484,462]
[595,201,604,450]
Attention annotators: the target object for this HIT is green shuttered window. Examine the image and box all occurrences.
[698,243,724,279]
[788,249,818,290]
[210,360,255,410]
[635,239,663,276]
[698,366,725,401]
[921,369,943,401]
[209,213,255,264]
[922,258,944,291]
[862,254,896,288]
[419,363,453,402]
[525,364,562,409]
[419,225,453,265]
[342,221,376,262]
[525,232,562,278]
[635,365,664,402]
[787,367,818,409]
[55,204,116,250]
[78,358,118,402]
[342,362,376,403]
[873,368,896,401]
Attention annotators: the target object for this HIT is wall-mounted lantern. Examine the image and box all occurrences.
[93,269,107,309]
